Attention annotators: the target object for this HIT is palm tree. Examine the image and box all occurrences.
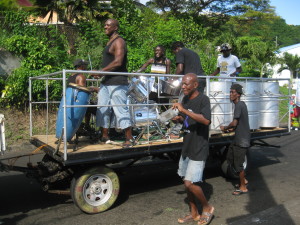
[277,52,300,84]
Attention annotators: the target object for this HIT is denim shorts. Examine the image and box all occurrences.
[177,156,205,183]
[96,84,132,129]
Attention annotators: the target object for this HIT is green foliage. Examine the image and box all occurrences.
[277,52,300,81]
[1,0,300,108]
[75,21,106,69]
[1,11,38,36]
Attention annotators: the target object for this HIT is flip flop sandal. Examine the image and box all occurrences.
[234,182,248,188]
[178,214,200,224]
[232,189,248,195]
[198,210,214,225]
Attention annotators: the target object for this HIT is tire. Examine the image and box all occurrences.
[71,166,120,214]
[221,150,250,179]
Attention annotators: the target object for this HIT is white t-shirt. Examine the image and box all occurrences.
[217,54,241,82]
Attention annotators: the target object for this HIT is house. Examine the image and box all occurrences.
[272,43,300,88]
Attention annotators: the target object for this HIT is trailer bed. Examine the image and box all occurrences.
[29,127,289,165]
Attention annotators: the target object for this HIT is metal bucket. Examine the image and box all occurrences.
[259,81,279,128]
[209,81,233,130]
[234,81,260,130]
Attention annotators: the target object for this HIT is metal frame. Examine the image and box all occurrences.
[29,71,292,162]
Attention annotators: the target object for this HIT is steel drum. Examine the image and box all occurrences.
[160,79,181,96]
[130,101,158,127]
[139,76,158,93]
[56,83,91,141]
[209,81,233,130]
[127,78,148,103]
[259,81,279,128]
[234,81,260,130]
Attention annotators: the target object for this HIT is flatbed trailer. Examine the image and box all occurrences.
[0,70,291,214]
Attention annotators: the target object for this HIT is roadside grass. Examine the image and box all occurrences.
[279,86,294,124]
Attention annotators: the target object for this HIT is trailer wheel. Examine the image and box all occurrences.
[72,166,119,214]
[221,150,250,179]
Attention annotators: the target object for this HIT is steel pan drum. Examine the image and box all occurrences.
[127,78,148,103]
[234,81,260,130]
[209,81,233,130]
[259,81,279,128]
[160,79,181,96]
[56,83,91,141]
[139,76,158,93]
[130,102,158,127]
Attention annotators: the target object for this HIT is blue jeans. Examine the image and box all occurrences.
[96,84,132,129]
[178,156,205,183]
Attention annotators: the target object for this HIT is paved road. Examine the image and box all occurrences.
[0,131,300,225]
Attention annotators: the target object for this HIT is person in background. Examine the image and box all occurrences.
[210,43,242,82]
[169,41,206,139]
[136,45,171,75]
[136,45,171,102]
[173,73,214,225]
[91,19,133,147]
[220,83,250,195]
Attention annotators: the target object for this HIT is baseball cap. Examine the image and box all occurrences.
[74,59,88,67]
[220,43,232,52]
[231,83,243,95]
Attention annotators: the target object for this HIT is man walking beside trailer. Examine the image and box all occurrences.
[172,73,214,225]
[92,19,134,147]
[220,83,250,195]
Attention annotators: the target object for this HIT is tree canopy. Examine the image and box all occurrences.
[0,0,300,107]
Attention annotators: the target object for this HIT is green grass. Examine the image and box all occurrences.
[279,86,295,124]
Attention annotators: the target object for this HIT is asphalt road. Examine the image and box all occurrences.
[0,130,300,225]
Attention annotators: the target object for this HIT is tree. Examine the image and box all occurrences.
[146,0,272,17]
[277,52,300,83]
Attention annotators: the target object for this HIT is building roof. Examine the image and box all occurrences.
[279,43,300,53]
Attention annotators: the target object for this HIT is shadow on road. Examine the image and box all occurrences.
[226,132,297,225]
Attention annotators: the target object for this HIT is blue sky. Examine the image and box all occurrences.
[270,0,300,25]
[139,0,300,26]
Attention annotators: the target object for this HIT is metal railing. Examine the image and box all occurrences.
[29,70,292,161]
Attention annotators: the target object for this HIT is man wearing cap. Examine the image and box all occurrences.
[92,19,133,147]
[220,83,250,195]
[210,43,242,82]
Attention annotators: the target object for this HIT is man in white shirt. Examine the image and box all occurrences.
[210,43,242,82]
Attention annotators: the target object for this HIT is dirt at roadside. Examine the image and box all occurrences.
[0,108,57,147]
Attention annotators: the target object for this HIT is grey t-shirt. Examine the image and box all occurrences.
[233,101,250,147]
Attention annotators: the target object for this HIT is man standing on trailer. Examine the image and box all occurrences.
[92,19,133,147]
[172,73,214,225]
[220,83,250,195]
[210,43,242,82]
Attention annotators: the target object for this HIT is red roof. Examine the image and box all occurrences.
[17,0,33,7]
